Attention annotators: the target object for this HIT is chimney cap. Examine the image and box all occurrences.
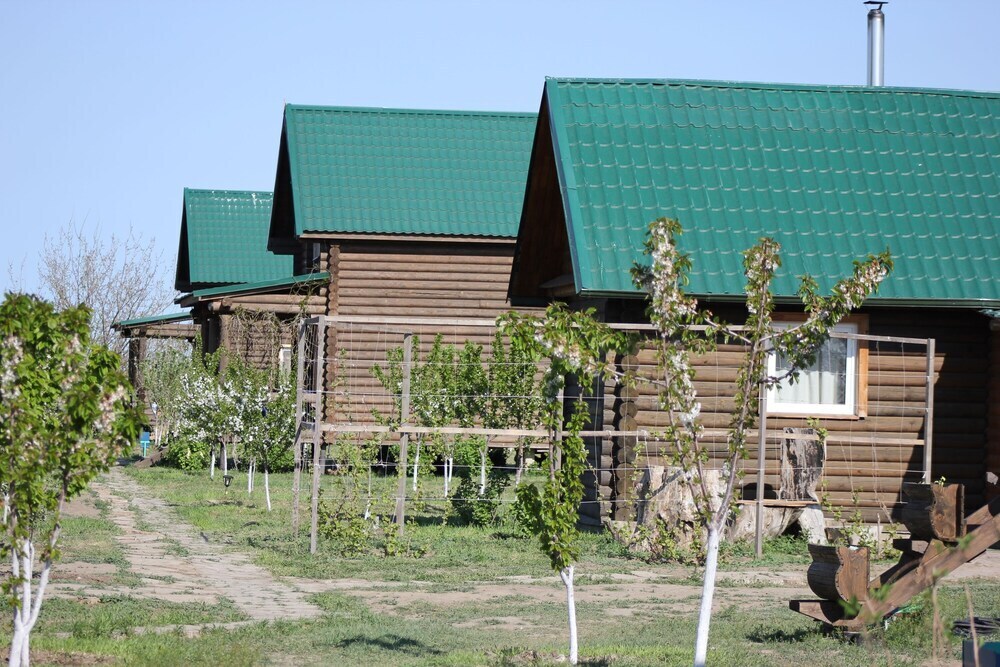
[864,1,888,10]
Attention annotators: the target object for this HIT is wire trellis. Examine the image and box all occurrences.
[293,315,935,553]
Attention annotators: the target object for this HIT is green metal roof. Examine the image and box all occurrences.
[538,78,1000,304]
[184,272,329,302]
[176,189,294,291]
[276,105,537,238]
[113,311,192,329]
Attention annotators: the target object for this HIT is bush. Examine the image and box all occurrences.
[451,470,509,527]
[318,504,372,557]
[509,482,543,536]
[268,440,296,472]
[448,437,509,527]
[163,438,211,471]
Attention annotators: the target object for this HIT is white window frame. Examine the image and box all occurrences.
[766,321,859,417]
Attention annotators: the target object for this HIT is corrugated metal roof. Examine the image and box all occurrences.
[113,311,192,329]
[176,189,293,290]
[542,78,1000,303]
[281,105,537,238]
[184,272,329,302]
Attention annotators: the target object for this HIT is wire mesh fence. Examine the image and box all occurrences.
[293,315,934,549]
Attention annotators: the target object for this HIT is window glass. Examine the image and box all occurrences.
[767,323,857,415]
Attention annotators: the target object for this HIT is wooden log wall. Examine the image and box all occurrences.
[320,240,539,431]
[987,322,1000,501]
[194,281,327,376]
[224,291,325,372]
[602,309,991,526]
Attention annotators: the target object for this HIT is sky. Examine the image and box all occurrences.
[2,0,998,299]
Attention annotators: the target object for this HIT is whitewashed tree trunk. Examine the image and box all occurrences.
[209,444,216,479]
[9,535,56,667]
[221,441,228,479]
[443,457,453,496]
[478,446,487,496]
[264,465,272,512]
[412,439,421,492]
[478,435,492,496]
[515,443,524,486]
[559,564,578,665]
[247,458,254,494]
[693,524,722,667]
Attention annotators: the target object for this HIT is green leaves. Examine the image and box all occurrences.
[502,305,633,573]
[631,220,892,527]
[0,293,141,569]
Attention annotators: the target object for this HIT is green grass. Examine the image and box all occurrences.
[8,465,997,665]
[58,495,139,587]
[28,596,248,638]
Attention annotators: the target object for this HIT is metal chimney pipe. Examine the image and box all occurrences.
[866,1,887,86]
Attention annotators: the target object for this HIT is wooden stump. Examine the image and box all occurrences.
[779,427,824,502]
[901,482,965,542]
[630,466,725,549]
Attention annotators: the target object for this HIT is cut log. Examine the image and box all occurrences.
[901,482,966,542]
[778,427,825,502]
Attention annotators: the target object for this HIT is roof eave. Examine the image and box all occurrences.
[578,287,1000,310]
[182,272,330,304]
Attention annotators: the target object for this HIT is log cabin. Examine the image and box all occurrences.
[113,311,198,400]
[264,104,538,424]
[508,78,1000,525]
[174,188,327,372]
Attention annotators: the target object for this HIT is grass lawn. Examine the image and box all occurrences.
[4,465,998,665]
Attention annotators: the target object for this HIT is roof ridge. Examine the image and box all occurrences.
[284,103,537,118]
[544,76,1000,99]
[184,188,273,197]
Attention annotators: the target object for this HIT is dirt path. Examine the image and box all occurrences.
[52,468,322,622]
[51,466,1000,628]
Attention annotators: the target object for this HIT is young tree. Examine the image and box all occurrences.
[454,342,487,495]
[502,305,632,666]
[631,218,892,666]
[484,330,544,485]
[0,294,141,667]
[37,221,174,363]
[139,342,192,448]
[408,335,457,493]
[176,355,230,478]
[233,363,296,511]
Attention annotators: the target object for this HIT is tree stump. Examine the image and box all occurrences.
[779,427,825,502]
[630,466,726,550]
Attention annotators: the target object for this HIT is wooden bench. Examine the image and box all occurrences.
[791,484,1000,630]
[806,544,870,610]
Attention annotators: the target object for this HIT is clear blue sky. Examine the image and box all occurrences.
[2,0,998,297]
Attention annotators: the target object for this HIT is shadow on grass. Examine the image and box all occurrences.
[336,634,443,657]
[490,650,613,666]
[409,514,448,528]
[746,626,816,644]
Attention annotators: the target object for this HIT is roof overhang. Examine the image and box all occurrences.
[177,272,329,307]
[298,231,514,245]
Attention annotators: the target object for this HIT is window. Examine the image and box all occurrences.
[278,345,293,378]
[766,317,868,417]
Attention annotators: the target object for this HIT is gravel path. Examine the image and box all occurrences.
[67,467,323,622]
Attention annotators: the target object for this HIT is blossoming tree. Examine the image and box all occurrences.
[631,217,892,666]
[0,294,140,667]
[501,305,632,666]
